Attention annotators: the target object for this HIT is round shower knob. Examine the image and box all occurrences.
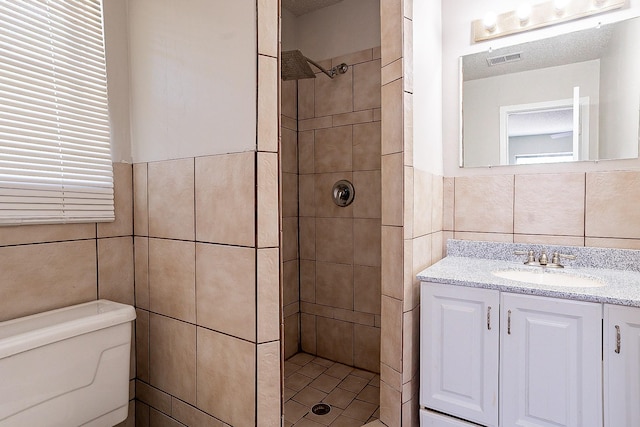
[332,180,355,207]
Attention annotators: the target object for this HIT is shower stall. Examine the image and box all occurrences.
[280,3,382,424]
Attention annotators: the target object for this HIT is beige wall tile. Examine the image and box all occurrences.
[381,225,403,300]
[443,177,454,231]
[454,175,514,233]
[315,67,354,117]
[282,115,297,131]
[316,316,354,366]
[195,152,255,246]
[354,59,382,111]
[333,110,374,127]
[258,152,279,248]
[148,238,196,323]
[148,159,194,241]
[316,261,354,310]
[171,398,227,427]
[382,153,403,226]
[281,80,298,119]
[300,259,316,303]
[283,260,300,307]
[403,18,413,94]
[149,314,196,404]
[136,309,150,383]
[257,341,281,427]
[403,167,414,240]
[407,234,432,312]
[586,171,640,239]
[354,324,381,373]
[585,237,640,250]
[258,55,278,152]
[298,78,315,120]
[300,313,317,354]
[353,170,382,219]
[402,308,420,384]
[514,234,585,247]
[380,296,402,372]
[0,240,96,322]
[373,46,382,60]
[0,222,95,247]
[354,219,382,267]
[196,243,256,342]
[299,116,333,132]
[403,92,413,166]
[454,231,514,243]
[380,0,402,67]
[282,217,299,262]
[413,169,433,238]
[315,172,354,218]
[257,0,277,57]
[381,59,402,86]
[316,217,354,263]
[354,265,381,315]
[298,130,314,174]
[314,125,353,173]
[381,79,403,155]
[353,122,381,171]
[99,162,133,237]
[431,231,445,264]
[515,173,585,236]
[282,128,298,174]
[432,175,444,233]
[133,163,148,236]
[380,380,402,427]
[149,409,183,427]
[285,312,300,359]
[134,237,150,310]
[299,217,316,260]
[197,327,256,426]
[98,237,134,305]
[299,174,316,218]
[258,248,280,343]
[135,381,171,416]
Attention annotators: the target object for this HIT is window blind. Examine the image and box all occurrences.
[0,0,114,225]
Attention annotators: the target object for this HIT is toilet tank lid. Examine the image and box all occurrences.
[0,300,136,359]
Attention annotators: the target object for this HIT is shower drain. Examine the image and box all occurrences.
[311,403,331,416]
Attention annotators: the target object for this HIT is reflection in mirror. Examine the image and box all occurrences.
[461,16,640,168]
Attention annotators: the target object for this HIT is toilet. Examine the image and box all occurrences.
[0,300,136,427]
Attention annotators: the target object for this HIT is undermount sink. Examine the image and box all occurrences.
[492,269,606,288]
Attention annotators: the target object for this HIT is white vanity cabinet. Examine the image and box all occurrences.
[500,293,602,427]
[604,304,640,427]
[421,283,605,427]
[420,283,499,427]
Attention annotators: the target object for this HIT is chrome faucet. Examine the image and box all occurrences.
[514,249,576,268]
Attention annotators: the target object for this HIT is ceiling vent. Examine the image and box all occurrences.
[486,52,522,66]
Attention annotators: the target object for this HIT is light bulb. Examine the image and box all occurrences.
[483,12,497,31]
[517,3,531,24]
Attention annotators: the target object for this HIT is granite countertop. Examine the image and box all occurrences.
[417,240,640,307]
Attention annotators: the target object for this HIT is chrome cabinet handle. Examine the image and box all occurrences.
[507,310,512,335]
[615,325,621,354]
[487,306,492,330]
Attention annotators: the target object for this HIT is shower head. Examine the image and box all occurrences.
[281,49,349,81]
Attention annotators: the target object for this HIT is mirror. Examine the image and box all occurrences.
[461,16,640,168]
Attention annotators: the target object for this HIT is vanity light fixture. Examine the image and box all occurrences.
[472,0,624,42]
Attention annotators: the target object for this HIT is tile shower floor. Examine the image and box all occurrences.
[284,353,380,427]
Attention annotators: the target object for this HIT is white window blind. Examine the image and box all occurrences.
[0,0,114,225]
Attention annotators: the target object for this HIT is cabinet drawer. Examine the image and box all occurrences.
[420,409,482,427]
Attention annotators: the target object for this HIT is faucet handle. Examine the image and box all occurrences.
[514,250,536,265]
[551,252,577,265]
[539,250,548,265]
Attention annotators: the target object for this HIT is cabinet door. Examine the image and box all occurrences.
[501,293,602,427]
[604,304,640,427]
[420,282,499,427]
[420,409,481,427]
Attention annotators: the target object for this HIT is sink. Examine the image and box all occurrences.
[492,269,605,288]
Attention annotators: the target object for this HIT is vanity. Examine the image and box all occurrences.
[418,240,640,427]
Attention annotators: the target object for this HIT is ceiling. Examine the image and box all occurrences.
[281,0,344,16]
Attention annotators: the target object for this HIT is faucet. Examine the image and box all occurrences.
[514,249,576,268]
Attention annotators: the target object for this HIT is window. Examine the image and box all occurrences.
[0,0,114,225]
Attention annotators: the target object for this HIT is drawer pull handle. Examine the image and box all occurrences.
[507,310,512,335]
[615,325,621,354]
[487,306,492,330]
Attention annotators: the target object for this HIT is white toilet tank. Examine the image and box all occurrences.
[0,300,136,427]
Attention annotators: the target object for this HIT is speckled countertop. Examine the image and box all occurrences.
[417,240,640,307]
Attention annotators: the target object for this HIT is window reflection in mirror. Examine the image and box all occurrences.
[461,16,640,168]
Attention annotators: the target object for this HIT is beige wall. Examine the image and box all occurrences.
[285,48,384,372]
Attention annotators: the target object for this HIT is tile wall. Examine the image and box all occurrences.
[283,47,384,372]
[0,163,137,425]
[444,171,640,249]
